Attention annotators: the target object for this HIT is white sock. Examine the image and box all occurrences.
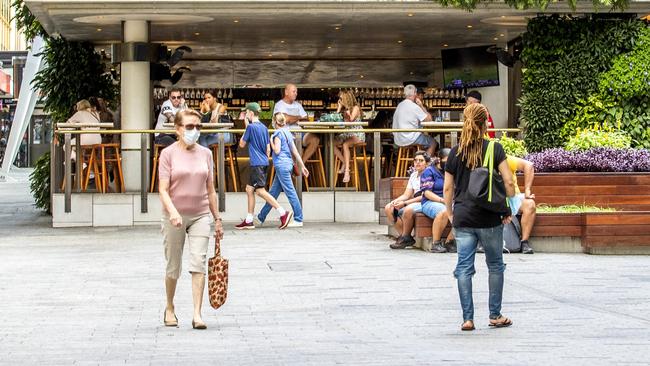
[245,213,254,223]
[277,207,286,216]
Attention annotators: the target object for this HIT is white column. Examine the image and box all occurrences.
[120,20,151,191]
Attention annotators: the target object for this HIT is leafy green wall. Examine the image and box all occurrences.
[519,15,646,152]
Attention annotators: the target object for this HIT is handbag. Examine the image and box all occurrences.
[207,237,229,309]
[467,140,510,214]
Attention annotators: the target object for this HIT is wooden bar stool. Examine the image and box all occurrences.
[150,143,166,193]
[60,145,102,192]
[210,144,239,192]
[97,143,125,193]
[334,143,371,191]
[394,145,422,177]
[303,145,327,191]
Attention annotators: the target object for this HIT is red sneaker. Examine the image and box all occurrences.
[278,211,294,229]
[235,219,255,230]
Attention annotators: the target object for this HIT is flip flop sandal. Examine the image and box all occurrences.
[489,316,512,328]
[461,321,475,331]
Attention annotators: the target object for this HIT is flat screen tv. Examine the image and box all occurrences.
[442,45,499,89]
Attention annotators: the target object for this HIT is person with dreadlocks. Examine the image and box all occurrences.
[443,103,516,332]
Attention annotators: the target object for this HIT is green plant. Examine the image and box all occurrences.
[494,135,528,157]
[29,152,51,213]
[435,0,629,11]
[599,27,650,100]
[536,204,616,214]
[519,15,645,152]
[11,0,47,41]
[32,37,117,123]
[565,126,631,151]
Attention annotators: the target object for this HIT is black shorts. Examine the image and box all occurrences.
[249,166,268,190]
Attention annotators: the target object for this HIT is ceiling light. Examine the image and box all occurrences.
[467,25,473,29]
[443,44,449,47]
[409,72,414,75]
[359,75,364,78]
[500,33,505,37]
[335,26,340,30]
[407,13,414,17]
[327,46,332,49]
[501,15,506,18]
[233,19,239,23]
[96,28,102,32]
[397,40,403,44]
[268,53,273,57]
[280,40,285,44]
[494,37,498,41]
[194,32,200,36]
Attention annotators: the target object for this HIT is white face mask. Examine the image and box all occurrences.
[183,128,200,146]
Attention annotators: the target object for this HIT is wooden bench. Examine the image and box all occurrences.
[379,173,650,254]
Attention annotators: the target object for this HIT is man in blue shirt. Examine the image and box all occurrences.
[236,103,293,230]
[420,148,455,253]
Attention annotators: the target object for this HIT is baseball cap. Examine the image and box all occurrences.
[242,102,261,113]
[466,90,482,102]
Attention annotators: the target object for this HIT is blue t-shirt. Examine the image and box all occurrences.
[271,128,294,170]
[420,165,444,204]
[242,121,270,166]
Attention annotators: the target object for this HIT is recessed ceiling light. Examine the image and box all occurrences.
[407,13,414,17]
[233,19,239,23]
[335,27,340,30]
[493,37,498,41]
[327,45,332,49]
[96,28,102,32]
[500,33,505,37]
[467,25,473,29]
[359,75,364,78]
[280,40,285,44]
[397,40,403,44]
[409,72,414,75]
[194,32,200,36]
[443,44,449,47]
[268,53,273,57]
[501,15,506,18]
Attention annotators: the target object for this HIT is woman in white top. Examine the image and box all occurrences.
[198,91,234,147]
[333,90,365,183]
[66,99,102,160]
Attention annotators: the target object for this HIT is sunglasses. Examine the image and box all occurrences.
[170,95,182,100]
[183,123,202,131]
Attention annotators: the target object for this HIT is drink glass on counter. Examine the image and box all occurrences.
[307,111,315,122]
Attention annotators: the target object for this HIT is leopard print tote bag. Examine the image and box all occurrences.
[208,237,229,309]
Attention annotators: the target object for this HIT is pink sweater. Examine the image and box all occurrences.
[158,142,214,216]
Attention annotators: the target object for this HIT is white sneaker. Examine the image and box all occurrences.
[286,220,303,228]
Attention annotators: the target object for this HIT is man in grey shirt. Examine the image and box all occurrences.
[392,84,436,156]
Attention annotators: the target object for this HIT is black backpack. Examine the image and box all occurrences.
[502,215,522,253]
[467,141,510,215]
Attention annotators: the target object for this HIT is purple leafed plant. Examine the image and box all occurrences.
[525,148,650,172]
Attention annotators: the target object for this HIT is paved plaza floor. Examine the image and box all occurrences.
[1,169,649,365]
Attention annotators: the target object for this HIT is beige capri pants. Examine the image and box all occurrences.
[162,213,213,279]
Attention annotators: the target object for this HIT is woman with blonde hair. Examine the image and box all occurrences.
[334,90,365,183]
[66,99,102,161]
[158,109,224,329]
[198,90,234,147]
[443,103,515,331]
[256,112,309,227]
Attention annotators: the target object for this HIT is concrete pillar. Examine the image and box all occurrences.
[120,20,151,191]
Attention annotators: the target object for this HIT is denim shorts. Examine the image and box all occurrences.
[507,193,525,216]
[395,202,422,218]
[422,200,446,219]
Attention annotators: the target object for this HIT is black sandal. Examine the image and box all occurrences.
[489,315,512,328]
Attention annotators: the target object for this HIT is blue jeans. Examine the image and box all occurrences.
[257,166,303,223]
[453,225,506,322]
[198,132,234,147]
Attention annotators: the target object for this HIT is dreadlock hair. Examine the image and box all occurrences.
[457,103,488,170]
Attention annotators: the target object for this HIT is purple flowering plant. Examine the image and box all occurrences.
[525,148,650,172]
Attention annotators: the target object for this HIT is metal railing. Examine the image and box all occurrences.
[52,127,522,214]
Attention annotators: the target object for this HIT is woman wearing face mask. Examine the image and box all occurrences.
[158,109,224,330]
